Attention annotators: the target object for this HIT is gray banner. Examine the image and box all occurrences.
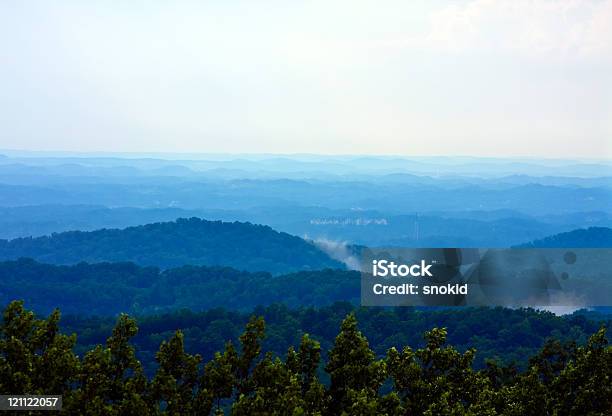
[360,248,612,307]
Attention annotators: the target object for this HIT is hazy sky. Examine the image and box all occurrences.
[1,0,611,158]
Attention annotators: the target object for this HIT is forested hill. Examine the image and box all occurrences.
[0,258,358,315]
[515,226,612,248]
[0,217,344,274]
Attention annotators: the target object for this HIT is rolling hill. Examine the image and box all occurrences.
[515,226,612,248]
[0,217,344,274]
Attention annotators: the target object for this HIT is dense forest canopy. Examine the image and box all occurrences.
[0,258,358,315]
[1,301,610,415]
[3,257,609,381]
[60,302,609,375]
[0,218,343,274]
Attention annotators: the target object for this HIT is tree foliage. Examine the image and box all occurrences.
[1,301,610,415]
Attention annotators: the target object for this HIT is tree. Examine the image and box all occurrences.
[325,314,386,414]
[1,301,610,415]
[200,342,237,414]
[387,327,497,415]
[66,314,151,415]
[0,300,78,395]
[150,331,202,415]
[232,353,306,415]
[551,326,612,415]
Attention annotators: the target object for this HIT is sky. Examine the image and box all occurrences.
[1,0,611,158]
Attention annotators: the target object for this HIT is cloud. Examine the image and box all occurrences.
[394,0,612,60]
[311,238,361,271]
